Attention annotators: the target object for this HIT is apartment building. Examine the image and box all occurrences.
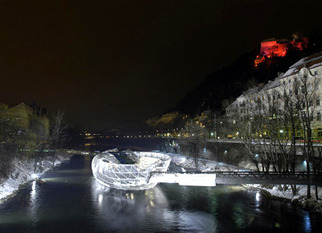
[226,51,322,139]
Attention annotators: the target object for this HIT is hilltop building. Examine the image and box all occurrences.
[0,102,49,141]
[254,34,309,67]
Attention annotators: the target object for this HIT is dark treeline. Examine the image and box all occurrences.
[0,103,67,180]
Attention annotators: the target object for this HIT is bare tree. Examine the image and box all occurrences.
[293,66,320,199]
[49,111,67,164]
[0,118,26,179]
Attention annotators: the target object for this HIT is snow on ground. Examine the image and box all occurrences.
[246,184,322,214]
[0,151,72,203]
[167,153,243,171]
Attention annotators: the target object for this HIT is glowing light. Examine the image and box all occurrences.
[304,212,312,232]
[98,194,103,206]
[31,174,39,180]
[92,151,217,190]
[255,192,260,202]
[150,200,155,207]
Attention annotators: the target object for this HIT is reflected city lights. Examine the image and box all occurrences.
[28,180,39,225]
[256,192,260,202]
[304,212,312,233]
[255,191,261,208]
[31,173,39,180]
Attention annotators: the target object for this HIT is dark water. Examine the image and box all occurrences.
[1,154,322,232]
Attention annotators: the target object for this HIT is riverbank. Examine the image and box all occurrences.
[168,152,243,171]
[167,152,322,215]
[245,184,322,214]
[0,150,73,204]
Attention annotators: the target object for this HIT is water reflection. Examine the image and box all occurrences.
[28,181,38,224]
[255,191,261,209]
[90,179,217,232]
[2,154,322,233]
[304,212,312,233]
[233,202,255,229]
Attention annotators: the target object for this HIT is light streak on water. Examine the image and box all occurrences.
[304,212,312,233]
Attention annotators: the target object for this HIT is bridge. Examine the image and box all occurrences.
[212,171,322,185]
[149,171,322,186]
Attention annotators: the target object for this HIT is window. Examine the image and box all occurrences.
[316,99,320,106]
[317,112,321,121]
[309,100,313,107]
[301,85,306,93]
[318,128,322,137]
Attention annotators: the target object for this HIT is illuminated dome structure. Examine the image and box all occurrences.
[92,150,172,190]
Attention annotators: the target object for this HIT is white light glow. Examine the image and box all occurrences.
[92,151,217,190]
[255,192,260,202]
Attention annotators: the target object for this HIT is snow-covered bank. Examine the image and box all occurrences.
[0,150,72,204]
[168,153,243,171]
[245,184,322,214]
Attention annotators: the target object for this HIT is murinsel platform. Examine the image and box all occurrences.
[91,150,216,190]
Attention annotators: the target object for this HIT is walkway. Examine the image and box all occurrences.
[150,171,322,186]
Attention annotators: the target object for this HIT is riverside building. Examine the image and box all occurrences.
[226,51,322,140]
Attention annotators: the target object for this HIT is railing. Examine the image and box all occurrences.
[151,171,322,185]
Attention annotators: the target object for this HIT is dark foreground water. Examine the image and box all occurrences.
[1,154,322,233]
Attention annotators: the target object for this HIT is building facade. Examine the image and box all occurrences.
[227,51,322,140]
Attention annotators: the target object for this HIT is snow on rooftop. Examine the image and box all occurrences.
[282,51,322,78]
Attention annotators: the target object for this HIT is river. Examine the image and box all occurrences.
[1,139,322,232]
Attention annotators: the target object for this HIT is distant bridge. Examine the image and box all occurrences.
[150,171,322,186]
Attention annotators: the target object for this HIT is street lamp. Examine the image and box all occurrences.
[214,113,217,140]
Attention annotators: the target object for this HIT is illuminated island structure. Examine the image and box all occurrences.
[91,150,216,190]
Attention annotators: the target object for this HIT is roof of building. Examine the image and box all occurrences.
[282,51,322,78]
[226,99,238,110]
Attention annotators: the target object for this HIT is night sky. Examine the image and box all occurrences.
[0,0,321,131]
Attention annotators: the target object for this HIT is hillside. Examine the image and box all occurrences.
[169,35,322,117]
